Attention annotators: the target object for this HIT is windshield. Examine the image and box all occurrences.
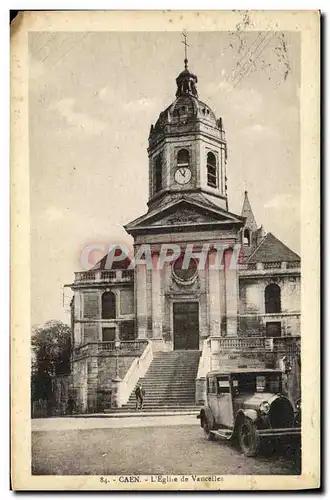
[232,374,281,394]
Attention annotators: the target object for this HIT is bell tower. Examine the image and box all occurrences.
[147,56,228,212]
[126,42,245,346]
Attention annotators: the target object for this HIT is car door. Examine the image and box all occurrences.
[216,376,234,428]
[206,376,219,423]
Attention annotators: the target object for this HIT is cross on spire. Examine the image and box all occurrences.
[182,30,189,69]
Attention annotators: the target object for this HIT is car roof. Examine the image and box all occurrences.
[206,368,282,376]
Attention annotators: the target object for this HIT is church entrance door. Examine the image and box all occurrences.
[173,302,199,350]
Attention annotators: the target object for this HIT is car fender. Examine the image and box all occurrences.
[233,409,258,436]
[199,406,215,429]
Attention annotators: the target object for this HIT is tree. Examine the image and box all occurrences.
[31,320,72,403]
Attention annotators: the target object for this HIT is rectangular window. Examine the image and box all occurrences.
[120,320,136,341]
[217,377,230,394]
[154,155,162,193]
[102,327,116,342]
[207,377,217,394]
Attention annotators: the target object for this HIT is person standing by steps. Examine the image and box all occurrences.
[135,382,145,410]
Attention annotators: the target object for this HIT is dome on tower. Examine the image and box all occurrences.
[150,62,220,140]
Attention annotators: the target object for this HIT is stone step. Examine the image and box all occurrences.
[126,404,196,408]
[130,390,195,399]
[123,349,201,413]
[124,398,196,402]
[123,402,198,408]
[103,408,201,416]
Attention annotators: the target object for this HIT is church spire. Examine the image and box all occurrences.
[175,32,198,98]
[182,30,189,69]
[241,191,258,231]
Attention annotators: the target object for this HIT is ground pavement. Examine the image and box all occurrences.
[32,415,301,476]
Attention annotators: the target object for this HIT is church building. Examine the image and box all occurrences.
[69,57,301,413]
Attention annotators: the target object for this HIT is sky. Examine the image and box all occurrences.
[29,30,300,327]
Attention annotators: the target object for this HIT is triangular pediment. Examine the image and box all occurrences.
[125,196,244,234]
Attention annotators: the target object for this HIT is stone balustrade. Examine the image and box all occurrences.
[74,269,134,284]
[73,339,149,358]
[209,335,300,354]
[239,260,300,276]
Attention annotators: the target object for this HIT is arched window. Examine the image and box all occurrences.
[207,152,217,188]
[154,154,162,193]
[102,291,116,319]
[265,284,281,314]
[243,228,251,246]
[177,148,190,167]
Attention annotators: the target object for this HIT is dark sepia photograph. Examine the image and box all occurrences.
[11,10,320,491]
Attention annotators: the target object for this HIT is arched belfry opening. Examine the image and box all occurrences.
[207,152,217,188]
[177,148,190,167]
[243,228,251,246]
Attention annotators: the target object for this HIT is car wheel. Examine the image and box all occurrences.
[238,418,260,457]
[203,419,215,441]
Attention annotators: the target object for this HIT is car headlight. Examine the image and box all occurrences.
[260,401,270,414]
[296,399,301,411]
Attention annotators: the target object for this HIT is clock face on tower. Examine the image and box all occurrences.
[174,167,192,185]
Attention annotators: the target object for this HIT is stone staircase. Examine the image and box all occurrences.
[120,350,201,413]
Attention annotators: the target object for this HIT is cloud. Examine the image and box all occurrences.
[123,97,158,110]
[242,123,274,136]
[264,193,299,210]
[49,98,107,135]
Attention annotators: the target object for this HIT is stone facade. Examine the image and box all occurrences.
[68,60,301,412]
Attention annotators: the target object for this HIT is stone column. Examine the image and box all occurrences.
[151,253,163,339]
[136,263,148,338]
[224,249,238,336]
[208,252,221,337]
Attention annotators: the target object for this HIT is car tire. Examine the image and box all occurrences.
[203,419,215,441]
[238,417,260,457]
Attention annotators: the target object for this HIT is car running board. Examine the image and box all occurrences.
[211,429,232,439]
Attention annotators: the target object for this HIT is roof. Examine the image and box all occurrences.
[241,191,258,231]
[91,248,132,271]
[125,194,245,234]
[206,368,282,377]
[247,232,300,263]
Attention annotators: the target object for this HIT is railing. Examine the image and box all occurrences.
[75,271,96,282]
[287,261,301,269]
[74,269,134,283]
[216,336,266,350]
[195,338,212,404]
[101,271,116,280]
[74,340,149,357]
[122,270,134,279]
[263,261,282,269]
[196,338,212,379]
[209,335,300,354]
[239,261,300,273]
[119,340,153,406]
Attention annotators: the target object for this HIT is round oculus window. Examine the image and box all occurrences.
[172,256,198,282]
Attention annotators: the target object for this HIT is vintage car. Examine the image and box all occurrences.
[198,368,301,456]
